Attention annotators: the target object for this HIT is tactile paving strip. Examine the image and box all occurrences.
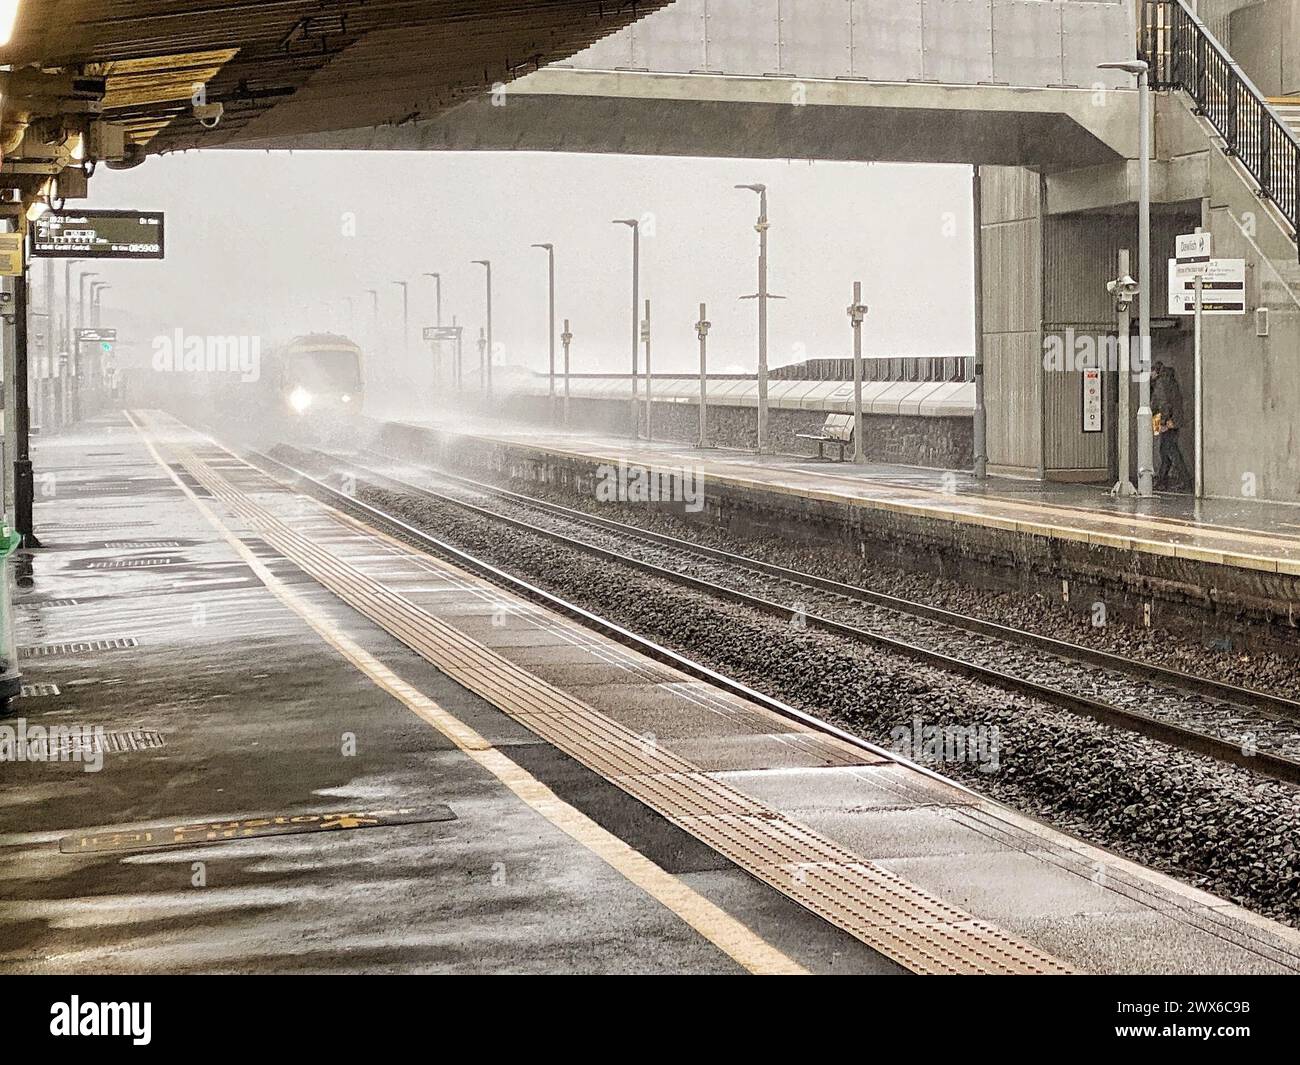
[138,412,1073,976]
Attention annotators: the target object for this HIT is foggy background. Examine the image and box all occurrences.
[85,150,974,389]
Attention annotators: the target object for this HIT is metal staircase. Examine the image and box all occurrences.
[1142,0,1299,258]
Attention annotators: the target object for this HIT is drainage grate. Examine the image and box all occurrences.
[86,557,177,569]
[19,637,138,658]
[50,728,164,757]
[57,522,153,531]
[61,804,456,854]
[103,540,182,549]
[20,683,61,697]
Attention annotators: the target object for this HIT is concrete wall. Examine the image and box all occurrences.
[570,0,1135,90]
[979,165,1043,476]
[1155,90,1300,502]
[502,393,974,468]
[1227,0,1300,97]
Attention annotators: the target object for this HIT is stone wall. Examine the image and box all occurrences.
[503,394,973,469]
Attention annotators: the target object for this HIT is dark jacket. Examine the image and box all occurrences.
[1152,370,1184,430]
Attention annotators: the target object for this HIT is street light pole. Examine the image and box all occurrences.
[423,272,442,328]
[472,260,493,397]
[531,243,557,423]
[847,282,868,464]
[612,219,640,437]
[736,183,774,454]
[91,282,110,327]
[1100,57,1154,497]
[391,280,409,362]
[560,319,572,427]
[696,303,711,449]
[78,270,98,340]
[365,288,380,351]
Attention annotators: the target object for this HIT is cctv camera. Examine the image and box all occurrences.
[193,101,224,129]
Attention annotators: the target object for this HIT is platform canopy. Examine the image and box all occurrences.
[0,0,667,201]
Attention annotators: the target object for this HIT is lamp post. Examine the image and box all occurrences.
[696,303,711,449]
[365,287,380,351]
[530,243,556,422]
[560,319,572,427]
[90,282,110,327]
[1099,58,1154,496]
[391,280,409,360]
[423,272,442,327]
[77,270,98,339]
[612,219,640,437]
[847,282,868,464]
[1107,251,1139,495]
[62,258,80,362]
[736,183,776,454]
[472,260,493,397]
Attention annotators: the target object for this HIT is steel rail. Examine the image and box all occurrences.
[274,444,1300,786]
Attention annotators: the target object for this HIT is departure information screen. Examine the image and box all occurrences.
[32,210,165,259]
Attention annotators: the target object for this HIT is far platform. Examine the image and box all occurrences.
[389,418,1300,580]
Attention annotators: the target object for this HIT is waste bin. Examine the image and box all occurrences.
[0,527,22,715]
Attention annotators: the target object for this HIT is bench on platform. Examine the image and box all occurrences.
[795,412,855,461]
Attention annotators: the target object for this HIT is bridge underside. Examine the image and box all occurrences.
[237,69,1134,171]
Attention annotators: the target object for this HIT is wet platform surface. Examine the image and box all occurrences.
[3,411,1299,974]
[419,419,1300,576]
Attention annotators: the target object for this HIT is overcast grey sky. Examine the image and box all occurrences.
[88,150,974,377]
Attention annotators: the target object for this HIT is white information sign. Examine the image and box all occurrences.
[1167,258,1246,315]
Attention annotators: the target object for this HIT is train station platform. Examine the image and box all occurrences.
[3,410,1300,975]
[382,417,1300,638]
[400,420,1300,574]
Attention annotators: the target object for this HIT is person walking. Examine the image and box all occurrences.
[1152,361,1192,492]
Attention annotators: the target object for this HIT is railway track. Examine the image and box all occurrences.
[260,442,1300,786]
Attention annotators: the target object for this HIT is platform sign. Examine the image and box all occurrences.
[1167,258,1246,314]
[1082,368,1103,433]
[0,232,23,276]
[31,209,164,259]
[75,328,117,343]
[1174,232,1212,279]
[423,326,461,341]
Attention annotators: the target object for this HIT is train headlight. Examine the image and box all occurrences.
[289,386,312,413]
[341,394,352,404]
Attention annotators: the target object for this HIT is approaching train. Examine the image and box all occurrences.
[263,333,365,425]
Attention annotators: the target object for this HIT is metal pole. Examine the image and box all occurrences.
[401,283,409,359]
[1114,248,1136,496]
[757,188,769,454]
[848,282,868,464]
[696,303,710,448]
[1194,272,1203,498]
[1136,67,1154,497]
[737,184,773,453]
[532,244,556,421]
[643,298,652,441]
[477,327,487,394]
[453,315,462,391]
[561,318,572,426]
[472,261,493,398]
[14,271,38,549]
[613,220,640,437]
[971,167,987,478]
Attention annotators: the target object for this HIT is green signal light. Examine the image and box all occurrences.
[100,341,113,353]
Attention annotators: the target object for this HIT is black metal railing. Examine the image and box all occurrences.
[1141,0,1299,255]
